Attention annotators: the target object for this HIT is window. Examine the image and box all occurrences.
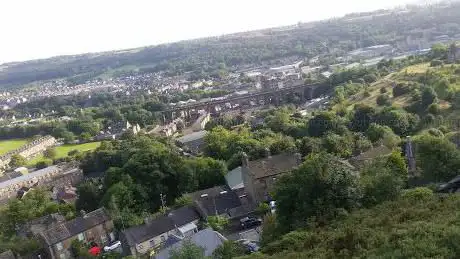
[161,235,166,242]
[56,242,63,251]
[77,233,84,241]
[149,239,155,247]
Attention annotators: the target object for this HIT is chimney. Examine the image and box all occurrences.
[265,148,271,158]
[241,152,249,167]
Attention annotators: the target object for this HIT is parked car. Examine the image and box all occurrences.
[103,241,122,252]
[240,217,262,229]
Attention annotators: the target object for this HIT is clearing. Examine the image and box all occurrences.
[27,142,101,166]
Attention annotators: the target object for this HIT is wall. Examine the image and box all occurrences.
[0,136,57,170]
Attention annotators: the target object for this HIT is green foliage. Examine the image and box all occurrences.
[43,147,57,159]
[415,135,460,182]
[350,104,376,132]
[380,87,388,94]
[76,182,102,212]
[376,94,391,106]
[9,154,26,168]
[212,241,247,259]
[430,59,444,67]
[421,86,438,109]
[67,149,80,156]
[0,189,75,235]
[307,112,342,137]
[260,214,281,247]
[174,195,193,208]
[427,103,440,115]
[392,83,413,97]
[376,107,419,136]
[169,240,206,259]
[244,195,460,259]
[255,203,270,216]
[206,216,229,232]
[401,187,434,202]
[70,240,91,258]
[35,159,53,169]
[275,153,361,231]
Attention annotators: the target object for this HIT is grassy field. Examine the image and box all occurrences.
[0,139,29,155]
[27,142,101,166]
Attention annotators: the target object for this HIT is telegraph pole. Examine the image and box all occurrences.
[160,193,166,212]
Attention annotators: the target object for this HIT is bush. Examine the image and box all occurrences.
[376,95,391,106]
[427,103,440,115]
[380,87,388,94]
[67,149,80,156]
[363,90,371,97]
[206,216,229,232]
[35,159,53,169]
[401,187,434,202]
[393,83,412,97]
[428,128,444,137]
[256,202,271,215]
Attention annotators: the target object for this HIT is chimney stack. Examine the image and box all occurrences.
[241,152,249,167]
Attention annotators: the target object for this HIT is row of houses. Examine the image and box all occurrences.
[0,136,57,171]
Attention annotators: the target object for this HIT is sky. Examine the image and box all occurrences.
[0,0,429,64]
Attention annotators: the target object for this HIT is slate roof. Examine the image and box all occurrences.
[349,145,392,164]
[154,228,226,259]
[189,186,242,217]
[122,206,200,246]
[246,153,300,179]
[176,131,207,144]
[225,166,244,190]
[0,166,60,190]
[0,250,15,259]
[40,208,111,245]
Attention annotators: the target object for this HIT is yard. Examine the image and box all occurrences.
[27,142,101,166]
[0,139,29,155]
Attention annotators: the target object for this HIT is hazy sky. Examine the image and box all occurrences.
[0,0,425,64]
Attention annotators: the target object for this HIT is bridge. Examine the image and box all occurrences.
[161,82,321,123]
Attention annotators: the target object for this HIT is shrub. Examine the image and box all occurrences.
[380,87,388,94]
[430,59,443,67]
[427,103,440,115]
[376,95,391,106]
[393,83,412,97]
[35,159,53,169]
[206,216,229,232]
[401,187,434,202]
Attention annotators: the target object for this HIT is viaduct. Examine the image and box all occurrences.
[161,82,321,123]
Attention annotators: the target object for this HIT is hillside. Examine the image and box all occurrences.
[2,2,460,88]
[238,191,460,259]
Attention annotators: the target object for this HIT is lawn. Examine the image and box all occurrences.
[0,139,29,155]
[27,142,101,166]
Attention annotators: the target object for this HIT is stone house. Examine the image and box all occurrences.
[120,206,200,257]
[187,185,242,219]
[242,150,302,204]
[38,208,114,259]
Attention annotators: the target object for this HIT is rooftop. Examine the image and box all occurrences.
[0,166,60,189]
[245,153,300,179]
[40,208,111,245]
[154,228,226,259]
[176,130,207,144]
[188,186,242,217]
[122,206,200,246]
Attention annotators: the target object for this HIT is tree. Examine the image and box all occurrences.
[169,240,206,259]
[376,94,391,106]
[307,112,341,137]
[421,86,437,109]
[260,214,281,246]
[212,241,247,259]
[206,216,229,232]
[415,135,460,182]
[76,182,102,212]
[43,147,57,159]
[350,104,376,132]
[275,153,361,231]
[35,159,53,169]
[366,123,401,148]
[9,154,26,168]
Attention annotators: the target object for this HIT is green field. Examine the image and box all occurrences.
[27,142,101,166]
[0,139,29,155]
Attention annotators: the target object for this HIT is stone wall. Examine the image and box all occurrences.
[0,136,57,170]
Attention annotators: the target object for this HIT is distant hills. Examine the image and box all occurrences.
[1,1,460,89]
